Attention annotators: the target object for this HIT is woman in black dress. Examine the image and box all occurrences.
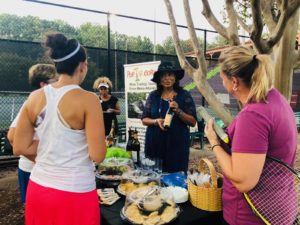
[93,76,120,136]
[141,62,197,172]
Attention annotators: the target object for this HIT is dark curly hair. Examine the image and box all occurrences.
[43,32,87,76]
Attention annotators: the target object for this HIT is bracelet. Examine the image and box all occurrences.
[211,144,221,151]
[154,119,158,126]
[176,109,183,117]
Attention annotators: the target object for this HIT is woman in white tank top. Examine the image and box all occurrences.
[7,63,57,208]
[13,32,106,225]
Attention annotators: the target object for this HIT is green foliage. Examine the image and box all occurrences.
[156,36,204,55]
[77,22,107,48]
[126,35,154,53]
[0,13,210,55]
[207,35,229,49]
[0,13,225,93]
[105,147,130,158]
[0,14,77,41]
[234,0,252,22]
[0,13,163,53]
[127,92,147,104]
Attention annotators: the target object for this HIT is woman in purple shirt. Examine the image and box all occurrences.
[205,46,298,225]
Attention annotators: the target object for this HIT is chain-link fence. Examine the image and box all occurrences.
[0,1,244,136]
[0,0,239,93]
[0,38,197,130]
[0,1,299,155]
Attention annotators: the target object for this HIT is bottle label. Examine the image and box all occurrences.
[164,114,173,127]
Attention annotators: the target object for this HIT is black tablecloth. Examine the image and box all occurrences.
[100,196,223,225]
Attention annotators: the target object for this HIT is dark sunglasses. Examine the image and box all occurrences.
[46,78,57,84]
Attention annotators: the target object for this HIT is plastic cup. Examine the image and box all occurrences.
[154,158,162,174]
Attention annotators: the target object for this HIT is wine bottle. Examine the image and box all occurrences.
[106,120,115,147]
[132,129,140,152]
[197,106,229,144]
[131,129,140,165]
[163,106,174,129]
[126,128,134,157]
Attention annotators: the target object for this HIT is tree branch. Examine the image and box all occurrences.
[261,0,277,31]
[164,0,195,76]
[267,0,300,49]
[201,0,228,39]
[235,11,251,33]
[225,0,240,45]
[183,0,207,76]
[250,0,264,41]
[283,0,288,10]
[250,0,271,53]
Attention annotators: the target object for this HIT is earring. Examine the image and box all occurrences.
[233,85,238,91]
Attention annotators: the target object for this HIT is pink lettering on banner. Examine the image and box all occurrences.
[127,68,156,80]
[144,69,155,76]
[126,70,135,78]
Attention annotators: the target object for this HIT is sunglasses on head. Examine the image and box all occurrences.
[46,78,57,84]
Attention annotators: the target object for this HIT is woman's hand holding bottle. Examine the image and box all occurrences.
[169,99,179,112]
[163,99,181,130]
[204,118,220,146]
[156,118,166,131]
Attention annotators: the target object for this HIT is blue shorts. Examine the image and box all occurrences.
[18,168,31,204]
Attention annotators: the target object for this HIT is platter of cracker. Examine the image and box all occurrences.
[120,186,181,225]
[117,169,161,196]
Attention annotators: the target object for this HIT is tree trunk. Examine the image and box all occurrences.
[273,10,299,101]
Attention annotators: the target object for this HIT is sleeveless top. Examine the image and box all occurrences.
[100,95,119,135]
[10,103,34,172]
[10,102,45,173]
[31,85,96,193]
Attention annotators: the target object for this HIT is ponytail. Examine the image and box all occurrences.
[219,46,274,103]
[247,54,273,102]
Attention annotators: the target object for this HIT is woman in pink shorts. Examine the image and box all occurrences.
[13,32,106,225]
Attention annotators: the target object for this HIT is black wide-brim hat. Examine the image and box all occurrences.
[151,61,184,83]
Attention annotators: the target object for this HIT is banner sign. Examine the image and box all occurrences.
[124,61,161,152]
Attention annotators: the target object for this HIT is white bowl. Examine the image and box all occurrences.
[163,186,188,203]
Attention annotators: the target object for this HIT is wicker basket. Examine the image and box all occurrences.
[188,158,223,211]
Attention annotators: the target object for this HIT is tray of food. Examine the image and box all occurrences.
[96,157,134,181]
[120,186,181,225]
[117,169,160,196]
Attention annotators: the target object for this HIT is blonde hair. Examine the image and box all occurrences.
[28,64,57,89]
[218,46,274,103]
[93,76,113,90]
